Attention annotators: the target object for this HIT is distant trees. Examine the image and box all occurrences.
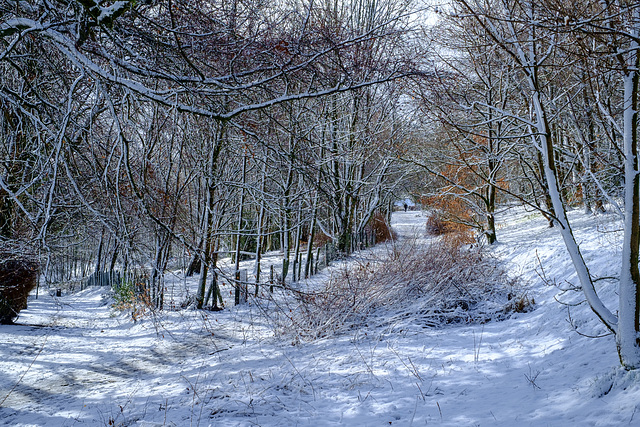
[0,0,416,316]
[418,0,640,369]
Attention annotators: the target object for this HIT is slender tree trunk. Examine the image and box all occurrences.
[196,126,225,309]
[617,36,640,367]
[196,186,213,309]
[253,152,268,292]
[485,178,497,244]
[292,195,303,282]
[305,193,320,279]
[234,152,247,305]
[94,228,105,277]
[519,0,616,333]
[532,89,618,332]
[304,144,324,278]
[536,145,556,227]
[151,230,171,309]
[204,242,220,308]
[581,75,601,214]
[485,107,498,244]
[109,243,119,274]
[0,189,12,239]
[281,160,294,282]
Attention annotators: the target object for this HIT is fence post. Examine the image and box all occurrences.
[254,273,259,297]
[306,252,313,278]
[240,269,248,303]
[235,270,240,306]
[269,265,274,293]
[292,258,298,282]
[282,259,289,284]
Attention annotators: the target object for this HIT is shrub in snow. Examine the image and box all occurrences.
[279,237,530,340]
[111,278,153,321]
[0,256,38,324]
[368,212,396,243]
[425,213,449,236]
[425,211,477,247]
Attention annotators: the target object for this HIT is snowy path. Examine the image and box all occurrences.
[1,209,640,426]
[0,287,221,426]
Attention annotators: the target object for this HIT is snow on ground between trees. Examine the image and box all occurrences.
[1,209,639,426]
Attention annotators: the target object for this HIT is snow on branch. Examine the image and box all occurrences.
[76,0,133,27]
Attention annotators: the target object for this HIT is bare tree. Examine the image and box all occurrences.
[449,0,640,368]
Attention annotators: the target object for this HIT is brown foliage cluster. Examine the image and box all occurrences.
[0,256,38,324]
[313,231,332,248]
[369,212,394,244]
[425,196,476,247]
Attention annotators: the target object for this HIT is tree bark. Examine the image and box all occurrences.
[617,32,640,367]
[234,152,247,305]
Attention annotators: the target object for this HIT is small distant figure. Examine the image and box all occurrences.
[403,203,408,212]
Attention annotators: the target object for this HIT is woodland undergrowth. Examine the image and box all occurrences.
[262,232,532,341]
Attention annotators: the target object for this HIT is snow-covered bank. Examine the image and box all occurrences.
[1,209,639,426]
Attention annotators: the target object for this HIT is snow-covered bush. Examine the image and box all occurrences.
[278,238,530,340]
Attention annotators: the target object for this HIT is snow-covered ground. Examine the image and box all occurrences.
[1,208,640,426]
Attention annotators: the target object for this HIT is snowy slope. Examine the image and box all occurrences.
[1,208,639,426]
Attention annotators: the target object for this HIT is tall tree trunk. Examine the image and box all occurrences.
[196,127,224,309]
[292,185,303,282]
[150,230,171,309]
[196,185,213,309]
[281,159,294,282]
[94,228,105,277]
[617,34,640,368]
[0,189,12,239]
[533,90,617,332]
[234,152,247,305]
[485,189,496,244]
[523,3,616,333]
[536,146,556,227]
[253,152,268,290]
[485,153,497,244]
